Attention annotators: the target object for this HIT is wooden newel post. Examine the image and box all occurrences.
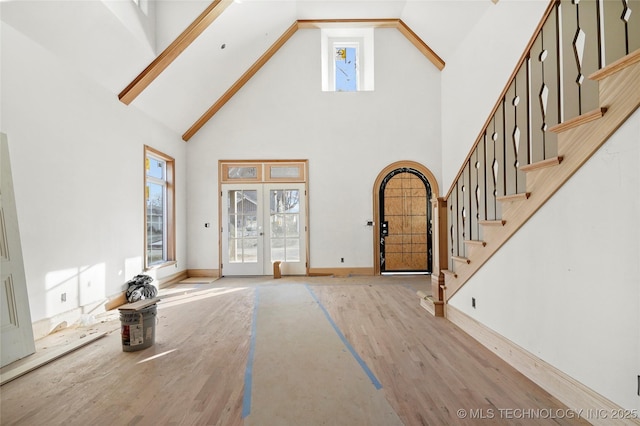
[431,197,448,313]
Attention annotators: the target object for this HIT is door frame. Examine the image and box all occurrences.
[221,182,307,276]
[218,160,309,277]
[221,184,265,276]
[373,161,440,275]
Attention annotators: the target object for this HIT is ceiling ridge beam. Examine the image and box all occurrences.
[296,18,400,29]
[297,19,445,69]
[118,0,233,105]
[183,18,445,141]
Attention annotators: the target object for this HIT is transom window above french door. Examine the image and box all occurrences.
[220,161,306,183]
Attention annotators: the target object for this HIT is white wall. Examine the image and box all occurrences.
[155,0,210,53]
[449,109,640,410]
[186,28,442,271]
[1,21,187,336]
[0,1,156,95]
[102,0,156,54]
[441,0,549,191]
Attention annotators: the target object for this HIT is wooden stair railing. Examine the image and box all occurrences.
[423,0,640,316]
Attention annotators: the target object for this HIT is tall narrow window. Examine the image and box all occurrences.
[321,28,374,92]
[144,146,175,268]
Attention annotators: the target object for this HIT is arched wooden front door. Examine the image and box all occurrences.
[374,162,439,275]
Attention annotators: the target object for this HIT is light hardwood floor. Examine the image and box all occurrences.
[0,276,588,425]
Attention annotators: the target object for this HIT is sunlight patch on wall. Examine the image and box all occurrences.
[124,256,144,283]
[45,263,106,318]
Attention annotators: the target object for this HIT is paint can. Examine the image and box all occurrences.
[120,304,157,352]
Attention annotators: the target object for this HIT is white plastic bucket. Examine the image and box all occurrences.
[120,304,157,352]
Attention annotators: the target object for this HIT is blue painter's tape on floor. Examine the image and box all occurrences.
[304,284,383,390]
[242,287,260,418]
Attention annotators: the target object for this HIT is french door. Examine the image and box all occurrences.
[221,183,306,276]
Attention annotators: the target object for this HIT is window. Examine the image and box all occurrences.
[269,189,301,263]
[321,28,374,92]
[334,45,358,91]
[222,163,262,182]
[144,146,175,268]
[219,161,306,183]
[266,163,305,182]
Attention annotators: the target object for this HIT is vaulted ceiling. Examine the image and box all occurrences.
[1,0,497,140]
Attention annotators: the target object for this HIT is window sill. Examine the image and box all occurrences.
[145,260,177,271]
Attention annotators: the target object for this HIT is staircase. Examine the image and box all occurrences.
[420,0,640,315]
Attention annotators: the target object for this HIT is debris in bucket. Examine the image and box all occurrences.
[125,274,158,303]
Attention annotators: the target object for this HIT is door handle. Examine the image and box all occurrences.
[381,221,389,237]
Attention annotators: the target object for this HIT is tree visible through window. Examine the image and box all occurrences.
[145,146,175,268]
[269,189,301,262]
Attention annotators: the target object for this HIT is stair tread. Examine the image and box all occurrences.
[479,219,506,226]
[464,240,487,247]
[549,108,607,133]
[519,156,563,172]
[496,192,530,202]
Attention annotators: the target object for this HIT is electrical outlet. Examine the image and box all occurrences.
[61,292,67,302]
[472,297,476,308]
[340,258,344,263]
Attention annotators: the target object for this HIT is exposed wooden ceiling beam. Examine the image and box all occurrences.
[118,0,233,105]
[182,21,300,141]
[296,18,400,29]
[396,20,445,71]
[183,19,445,141]
[297,19,445,70]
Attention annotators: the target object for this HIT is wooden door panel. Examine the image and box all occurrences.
[382,172,430,272]
[411,216,427,233]
[412,233,427,244]
[385,235,403,245]
[386,216,404,235]
[385,253,405,269]
[411,197,427,215]
[386,252,427,271]
[384,200,403,216]
[408,253,427,270]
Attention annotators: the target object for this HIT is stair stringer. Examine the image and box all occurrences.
[443,51,640,302]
